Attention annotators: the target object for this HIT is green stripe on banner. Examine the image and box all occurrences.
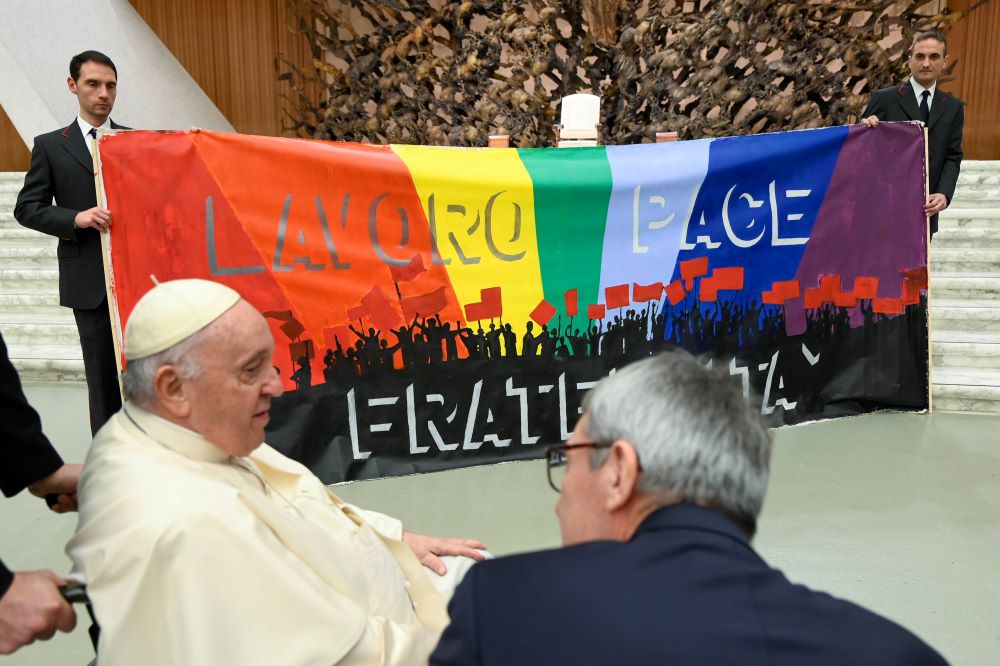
[518,147,613,323]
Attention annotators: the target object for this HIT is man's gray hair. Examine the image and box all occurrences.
[121,328,208,407]
[583,351,772,537]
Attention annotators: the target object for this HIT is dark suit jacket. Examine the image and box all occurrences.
[432,504,947,666]
[14,120,128,310]
[863,81,963,234]
[0,331,63,598]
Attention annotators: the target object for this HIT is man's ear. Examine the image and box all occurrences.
[602,440,641,512]
[67,76,77,94]
[153,365,191,418]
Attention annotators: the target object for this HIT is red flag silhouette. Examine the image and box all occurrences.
[401,286,449,321]
[389,254,427,283]
[464,286,503,321]
[564,288,579,317]
[587,303,606,320]
[348,285,403,330]
[873,297,903,314]
[853,277,879,300]
[665,280,686,306]
[679,256,709,289]
[279,318,306,340]
[632,282,664,303]
[530,299,557,325]
[605,284,630,309]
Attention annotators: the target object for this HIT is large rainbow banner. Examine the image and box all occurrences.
[99,122,929,482]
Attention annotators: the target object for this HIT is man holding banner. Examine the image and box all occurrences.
[15,50,129,434]
[68,279,486,665]
[861,30,964,236]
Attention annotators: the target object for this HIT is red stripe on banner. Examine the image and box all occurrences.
[665,279,687,306]
[100,131,469,386]
[804,288,823,309]
[530,299,557,325]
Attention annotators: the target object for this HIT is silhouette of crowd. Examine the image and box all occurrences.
[281,294,923,389]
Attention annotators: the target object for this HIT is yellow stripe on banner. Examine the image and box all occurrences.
[392,145,543,328]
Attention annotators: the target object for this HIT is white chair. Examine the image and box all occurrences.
[556,93,601,147]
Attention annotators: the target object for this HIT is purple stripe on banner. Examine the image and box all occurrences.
[786,122,927,334]
[598,140,711,314]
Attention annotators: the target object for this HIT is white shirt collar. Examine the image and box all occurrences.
[123,404,232,464]
[909,79,937,108]
[76,115,111,144]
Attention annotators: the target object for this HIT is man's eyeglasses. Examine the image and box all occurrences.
[545,442,612,492]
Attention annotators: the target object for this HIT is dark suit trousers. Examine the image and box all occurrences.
[73,299,121,434]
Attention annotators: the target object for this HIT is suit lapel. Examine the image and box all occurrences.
[59,121,97,175]
[894,81,922,122]
[928,91,948,129]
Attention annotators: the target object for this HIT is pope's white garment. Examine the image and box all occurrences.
[68,405,452,666]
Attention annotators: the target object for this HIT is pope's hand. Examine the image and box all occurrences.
[0,571,76,655]
[861,115,880,128]
[401,530,487,576]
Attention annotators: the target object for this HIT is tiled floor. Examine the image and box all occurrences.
[2,382,998,665]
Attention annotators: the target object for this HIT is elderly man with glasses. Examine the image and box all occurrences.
[431,352,945,665]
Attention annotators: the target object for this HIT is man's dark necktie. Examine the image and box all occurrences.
[88,127,97,140]
[920,90,930,124]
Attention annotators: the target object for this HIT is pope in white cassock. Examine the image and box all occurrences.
[67,279,487,665]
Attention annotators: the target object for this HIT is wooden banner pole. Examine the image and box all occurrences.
[92,131,125,403]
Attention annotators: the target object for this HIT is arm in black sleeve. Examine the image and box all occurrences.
[13,138,80,242]
[861,90,886,120]
[936,103,964,204]
[0,333,63,498]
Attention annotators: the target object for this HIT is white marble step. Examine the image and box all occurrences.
[932,227,1000,249]
[957,172,1000,186]
[0,268,59,293]
[0,245,57,269]
[949,194,1000,208]
[0,313,80,346]
[5,343,85,382]
[931,370,1000,413]
[937,208,1000,229]
[931,302,1000,331]
[0,195,17,209]
[0,227,55,245]
[958,161,1000,172]
[0,211,19,227]
[0,292,63,315]
[932,330,1000,369]
[930,248,1000,273]
[930,273,1000,299]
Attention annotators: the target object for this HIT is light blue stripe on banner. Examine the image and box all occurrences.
[597,140,712,311]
